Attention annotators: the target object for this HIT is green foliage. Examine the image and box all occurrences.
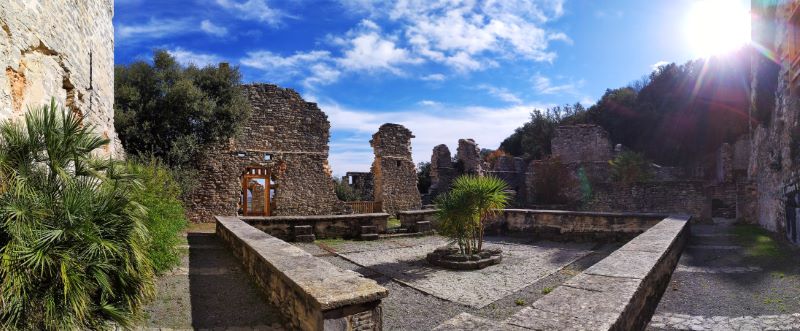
[499,104,586,161]
[731,225,787,259]
[500,50,751,166]
[115,50,251,194]
[333,177,361,202]
[532,157,575,205]
[387,217,401,229]
[417,161,431,194]
[608,151,652,184]
[514,299,525,306]
[435,176,510,255]
[542,287,554,294]
[126,158,188,274]
[0,101,155,329]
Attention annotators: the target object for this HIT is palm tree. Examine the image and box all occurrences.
[435,175,510,255]
[0,100,155,330]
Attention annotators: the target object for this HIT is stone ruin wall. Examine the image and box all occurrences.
[426,144,456,203]
[485,155,528,207]
[457,138,484,175]
[186,84,341,222]
[0,0,122,157]
[749,0,798,241]
[343,171,374,200]
[551,124,612,163]
[371,123,421,215]
[586,181,710,218]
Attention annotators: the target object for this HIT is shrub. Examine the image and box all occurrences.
[334,177,361,201]
[0,101,154,329]
[435,175,510,255]
[127,158,188,274]
[609,151,652,184]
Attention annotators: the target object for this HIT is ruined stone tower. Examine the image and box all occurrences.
[427,144,456,202]
[0,0,122,157]
[187,84,342,222]
[371,123,422,214]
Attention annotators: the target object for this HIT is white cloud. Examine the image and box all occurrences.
[651,60,671,71]
[322,100,543,174]
[304,63,342,88]
[200,20,228,37]
[215,0,291,26]
[478,84,523,104]
[335,0,570,71]
[418,100,440,106]
[335,20,423,74]
[420,73,446,81]
[167,47,223,67]
[241,50,331,72]
[116,18,190,41]
[532,74,582,95]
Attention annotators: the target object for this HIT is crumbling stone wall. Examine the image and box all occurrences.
[749,0,798,241]
[343,171,374,200]
[427,144,456,202]
[486,155,528,206]
[586,181,710,218]
[186,84,341,222]
[0,0,122,157]
[371,123,421,215]
[456,138,484,175]
[552,125,612,163]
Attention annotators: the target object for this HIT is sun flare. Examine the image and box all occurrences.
[685,0,751,57]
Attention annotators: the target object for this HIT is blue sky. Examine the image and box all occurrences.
[114,0,749,175]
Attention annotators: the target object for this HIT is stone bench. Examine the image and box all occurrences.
[241,213,389,241]
[216,216,389,330]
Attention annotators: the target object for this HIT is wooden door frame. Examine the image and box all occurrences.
[242,167,271,216]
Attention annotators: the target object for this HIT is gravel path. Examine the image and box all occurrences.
[141,231,286,330]
[648,224,800,330]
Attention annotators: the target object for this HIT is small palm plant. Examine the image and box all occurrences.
[0,100,155,330]
[435,175,510,255]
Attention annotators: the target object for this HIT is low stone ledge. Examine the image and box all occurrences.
[216,216,388,330]
[241,213,389,241]
[503,215,690,330]
[398,209,673,242]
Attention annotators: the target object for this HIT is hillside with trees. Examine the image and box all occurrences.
[499,49,752,166]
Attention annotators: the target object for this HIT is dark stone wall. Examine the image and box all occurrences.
[427,144,455,202]
[551,124,613,163]
[586,181,710,219]
[186,84,341,222]
[456,138,483,175]
[371,123,422,215]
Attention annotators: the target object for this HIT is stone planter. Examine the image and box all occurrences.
[426,246,502,270]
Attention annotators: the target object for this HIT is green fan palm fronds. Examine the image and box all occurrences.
[434,175,510,255]
[0,100,155,330]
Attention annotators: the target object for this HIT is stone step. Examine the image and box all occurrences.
[416,221,432,233]
[295,234,316,243]
[293,225,313,235]
[361,225,378,234]
[360,233,379,241]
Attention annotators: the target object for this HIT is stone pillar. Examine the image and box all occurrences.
[456,138,483,176]
[427,144,455,201]
[371,123,422,215]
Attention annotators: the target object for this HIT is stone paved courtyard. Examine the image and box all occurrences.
[295,235,619,330]
[648,224,800,330]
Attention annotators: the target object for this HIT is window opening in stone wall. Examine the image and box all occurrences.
[396,160,401,167]
[348,175,354,185]
[242,167,270,216]
[236,151,246,158]
[264,153,272,161]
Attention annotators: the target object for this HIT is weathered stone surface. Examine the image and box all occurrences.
[434,313,524,331]
[216,216,388,330]
[0,0,122,157]
[371,123,421,215]
[426,144,456,202]
[188,84,343,222]
[341,238,592,308]
[456,138,483,175]
[242,213,389,241]
[551,124,612,163]
[500,215,690,331]
[342,172,374,201]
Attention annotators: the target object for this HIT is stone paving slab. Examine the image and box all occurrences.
[432,313,525,331]
[340,238,592,308]
[649,312,800,330]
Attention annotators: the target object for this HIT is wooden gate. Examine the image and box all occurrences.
[242,167,271,216]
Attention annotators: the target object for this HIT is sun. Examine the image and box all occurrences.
[685,0,751,57]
